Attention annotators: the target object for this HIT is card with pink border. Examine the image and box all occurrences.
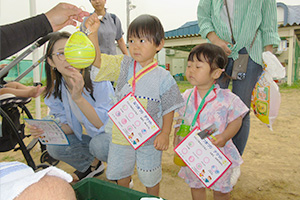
[174,127,232,188]
[108,92,161,150]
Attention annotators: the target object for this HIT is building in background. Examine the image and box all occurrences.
[1,2,299,85]
[163,2,300,85]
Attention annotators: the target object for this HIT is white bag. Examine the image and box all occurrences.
[251,52,283,130]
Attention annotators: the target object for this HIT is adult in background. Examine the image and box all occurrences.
[197,0,280,155]
[0,2,89,60]
[29,32,114,182]
[81,0,128,56]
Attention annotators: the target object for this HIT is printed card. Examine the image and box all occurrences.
[25,119,69,145]
[174,127,232,188]
[108,92,161,150]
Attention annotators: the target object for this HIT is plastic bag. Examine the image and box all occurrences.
[262,51,286,79]
[251,52,284,130]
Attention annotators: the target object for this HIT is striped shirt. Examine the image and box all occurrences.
[197,0,280,65]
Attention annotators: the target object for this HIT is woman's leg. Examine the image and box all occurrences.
[89,132,111,163]
[47,134,94,172]
[231,56,263,155]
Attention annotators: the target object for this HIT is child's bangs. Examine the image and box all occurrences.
[127,25,153,42]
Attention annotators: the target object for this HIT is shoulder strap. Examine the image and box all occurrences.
[224,0,236,45]
[110,13,116,25]
[224,0,258,50]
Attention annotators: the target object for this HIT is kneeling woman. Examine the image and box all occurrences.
[29,32,114,182]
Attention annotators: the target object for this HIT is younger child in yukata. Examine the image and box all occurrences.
[85,13,184,196]
[174,43,249,200]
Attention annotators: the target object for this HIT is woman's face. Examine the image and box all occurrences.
[48,38,80,76]
[90,0,106,11]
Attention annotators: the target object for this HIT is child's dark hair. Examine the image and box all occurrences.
[44,31,93,100]
[188,43,228,72]
[127,14,164,47]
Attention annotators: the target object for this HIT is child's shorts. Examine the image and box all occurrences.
[106,143,162,188]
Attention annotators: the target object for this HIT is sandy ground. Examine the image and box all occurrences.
[1,88,299,200]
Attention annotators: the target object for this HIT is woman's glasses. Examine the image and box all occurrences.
[52,52,65,61]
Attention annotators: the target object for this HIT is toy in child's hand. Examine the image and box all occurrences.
[64,31,95,69]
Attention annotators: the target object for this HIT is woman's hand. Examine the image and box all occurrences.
[207,32,232,56]
[27,124,44,138]
[68,70,84,100]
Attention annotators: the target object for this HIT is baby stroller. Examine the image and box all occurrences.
[0,33,59,170]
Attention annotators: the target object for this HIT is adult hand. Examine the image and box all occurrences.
[84,13,101,35]
[207,32,232,56]
[265,45,273,53]
[68,70,84,101]
[45,3,89,32]
[27,124,44,138]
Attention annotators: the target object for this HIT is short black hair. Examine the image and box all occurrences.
[188,43,228,71]
[127,14,164,46]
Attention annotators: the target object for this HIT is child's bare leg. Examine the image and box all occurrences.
[213,191,230,200]
[146,182,159,197]
[191,188,206,200]
[117,176,131,188]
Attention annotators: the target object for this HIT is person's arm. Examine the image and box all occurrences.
[0,3,89,60]
[197,0,232,55]
[29,93,74,137]
[117,37,129,55]
[86,13,102,69]
[154,111,174,151]
[211,116,242,147]
[68,70,103,129]
[0,14,52,60]
[207,32,232,56]
[260,0,280,51]
[82,81,114,135]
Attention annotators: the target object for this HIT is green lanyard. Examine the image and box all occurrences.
[190,85,215,128]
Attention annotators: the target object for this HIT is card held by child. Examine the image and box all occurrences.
[25,119,69,145]
[108,92,161,150]
[174,127,232,188]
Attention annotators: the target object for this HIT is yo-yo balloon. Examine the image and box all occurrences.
[64,31,96,69]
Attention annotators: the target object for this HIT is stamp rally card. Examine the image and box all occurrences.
[174,127,232,188]
[108,92,160,150]
[25,119,69,145]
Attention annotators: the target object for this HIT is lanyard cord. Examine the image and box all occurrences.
[191,84,215,128]
[132,61,158,94]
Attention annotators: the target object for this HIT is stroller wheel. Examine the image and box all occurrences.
[40,151,60,166]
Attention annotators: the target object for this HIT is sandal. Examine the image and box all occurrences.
[73,161,105,182]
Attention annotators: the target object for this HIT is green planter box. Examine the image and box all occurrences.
[73,178,163,200]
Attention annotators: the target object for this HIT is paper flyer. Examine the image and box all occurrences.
[108,92,161,150]
[174,127,232,188]
[25,119,69,145]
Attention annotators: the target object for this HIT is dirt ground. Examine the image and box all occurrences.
[1,88,299,200]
